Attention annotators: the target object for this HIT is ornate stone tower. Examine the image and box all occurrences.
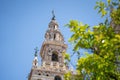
[28,11,68,80]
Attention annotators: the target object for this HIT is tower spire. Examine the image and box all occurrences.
[28,12,68,80]
[32,47,39,68]
[52,10,55,20]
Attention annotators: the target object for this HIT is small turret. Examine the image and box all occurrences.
[32,47,39,68]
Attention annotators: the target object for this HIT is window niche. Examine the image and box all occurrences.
[54,76,61,80]
[46,74,49,76]
[38,73,41,76]
[52,51,59,62]
[54,34,56,40]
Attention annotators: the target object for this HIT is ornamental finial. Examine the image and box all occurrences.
[52,10,55,20]
[34,47,39,57]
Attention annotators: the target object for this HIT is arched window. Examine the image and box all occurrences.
[54,25,56,29]
[54,34,56,40]
[54,76,61,80]
[52,51,58,61]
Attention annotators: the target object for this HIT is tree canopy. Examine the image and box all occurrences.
[64,0,120,80]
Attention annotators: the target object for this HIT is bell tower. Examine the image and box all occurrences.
[28,11,68,80]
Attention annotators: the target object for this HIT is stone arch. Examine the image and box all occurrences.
[54,76,61,80]
[52,51,58,61]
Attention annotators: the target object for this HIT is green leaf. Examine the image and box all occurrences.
[65,53,70,61]
[101,9,107,17]
[107,0,111,4]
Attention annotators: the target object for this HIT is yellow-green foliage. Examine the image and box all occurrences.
[64,71,83,80]
[64,72,72,80]
[63,52,70,62]
[66,20,120,79]
[65,0,120,79]
[111,7,120,25]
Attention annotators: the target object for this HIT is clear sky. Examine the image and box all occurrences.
[0,0,104,80]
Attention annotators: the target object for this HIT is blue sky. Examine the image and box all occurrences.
[0,0,104,80]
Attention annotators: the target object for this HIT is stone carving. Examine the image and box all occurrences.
[46,32,49,40]
[56,33,60,41]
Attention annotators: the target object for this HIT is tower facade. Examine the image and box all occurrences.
[28,12,68,80]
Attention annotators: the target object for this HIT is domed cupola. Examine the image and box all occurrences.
[49,20,59,30]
